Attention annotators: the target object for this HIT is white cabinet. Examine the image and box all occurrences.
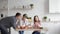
[49,0,60,13]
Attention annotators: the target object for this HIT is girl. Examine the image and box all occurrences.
[32,15,41,34]
[19,14,29,34]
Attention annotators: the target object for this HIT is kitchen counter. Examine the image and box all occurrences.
[11,22,60,34]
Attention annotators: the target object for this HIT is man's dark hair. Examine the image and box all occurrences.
[15,13,21,16]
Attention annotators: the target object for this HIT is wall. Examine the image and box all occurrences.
[0,0,8,19]
[0,0,60,21]
[8,0,48,21]
[8,0,60,21]
[0,10,8,19]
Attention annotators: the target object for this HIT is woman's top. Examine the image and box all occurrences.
[33,22,41,31]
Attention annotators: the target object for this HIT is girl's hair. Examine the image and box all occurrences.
[23,14,27,18]
[34,15,40,24]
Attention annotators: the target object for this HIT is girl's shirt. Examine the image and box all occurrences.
[20,19,29,26]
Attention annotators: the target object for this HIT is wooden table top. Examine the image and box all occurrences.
[16,26,43,31]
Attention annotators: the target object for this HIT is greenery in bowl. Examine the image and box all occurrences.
[43,16,47,19]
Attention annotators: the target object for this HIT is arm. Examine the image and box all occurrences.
[38,22,41,27]
[25,19,30,26]
[17,20,20,28]
[11,18,16,29]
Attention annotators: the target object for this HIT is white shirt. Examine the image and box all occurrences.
[20,19,29,26]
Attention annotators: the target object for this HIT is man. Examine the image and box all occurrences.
[0,13,21,34]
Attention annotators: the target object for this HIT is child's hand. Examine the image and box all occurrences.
[17,26,20,29]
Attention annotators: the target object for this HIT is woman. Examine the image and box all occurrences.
[32,15,41,34]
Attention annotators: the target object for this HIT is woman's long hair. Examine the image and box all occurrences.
[34,15,40,24]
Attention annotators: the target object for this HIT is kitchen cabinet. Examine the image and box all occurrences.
[49,0,60,13]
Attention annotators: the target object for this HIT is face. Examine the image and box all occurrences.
[35,17,39,22]
[17,16,21,20]
[23,16,27,19]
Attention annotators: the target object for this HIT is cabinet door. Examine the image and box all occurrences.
[49,0,60,13]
